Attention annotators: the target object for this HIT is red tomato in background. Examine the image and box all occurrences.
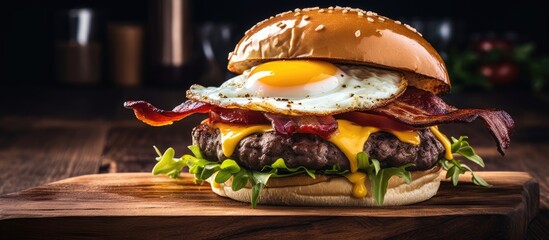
[475,39,513,53]
[479,61,519,86]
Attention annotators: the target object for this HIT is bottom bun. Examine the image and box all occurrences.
[209,166,441,207]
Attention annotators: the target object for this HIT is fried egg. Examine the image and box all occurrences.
[186,60,407,115]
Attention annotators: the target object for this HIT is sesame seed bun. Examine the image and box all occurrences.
[209,166,441,207]
[228,7,450,94]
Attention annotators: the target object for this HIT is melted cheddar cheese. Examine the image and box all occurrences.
[209,119,453,199]
[328,120,419,174]
[429,126,453,160]
[214,122,272,157]
[344,172,368,198]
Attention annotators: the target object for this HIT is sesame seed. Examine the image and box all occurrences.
[366,11,373,16]
[294,8,301,12]
[355,30,361,37]
[335,6,342,9]
[378,17,385,22]
[273,38,279,46]
[404,23,417,32]
[315,24,325,31]
[276,22,286,28]
[294,12,300,16]
[328,6,334,10]
[358,12,364,17]
[302,15,310,20]
[328,10,333,13]
[395,20,401,25]
[367,17,374,22]
[318,9,325,13]
[372,12,378,16]
[342,9,349,13]
[312,7,319,10]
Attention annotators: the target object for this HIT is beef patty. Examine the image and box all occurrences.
[192,123,445,171]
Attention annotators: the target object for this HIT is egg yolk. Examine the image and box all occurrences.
[248,60,339,87]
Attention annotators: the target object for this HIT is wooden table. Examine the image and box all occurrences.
[0,87,547,238]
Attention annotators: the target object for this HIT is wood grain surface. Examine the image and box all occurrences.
[0,171,539,239]
[0,88,547,238]
[0,118,108,194]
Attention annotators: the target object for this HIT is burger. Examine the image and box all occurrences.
[124,7,514,207]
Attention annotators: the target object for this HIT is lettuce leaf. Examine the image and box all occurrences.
[153,135,487,208]
[261,158,316,178]
[152,145,415,207]
[440,136,491,187]
[152,146,319,207]
[356,151,414,205]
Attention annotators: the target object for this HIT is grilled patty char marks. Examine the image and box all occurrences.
[192,123,444,171]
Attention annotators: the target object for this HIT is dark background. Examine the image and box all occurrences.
[1,0,547,87]
[0,2,548,237]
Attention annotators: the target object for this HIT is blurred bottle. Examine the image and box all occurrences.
[55,8,102,85]
[199,22,237,86]
[108,24,144,87]
[148,0,196,87]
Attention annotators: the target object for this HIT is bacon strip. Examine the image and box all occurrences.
[264,113,338,139]
[124,100,215,126]
[124,100,338,138]
[209,108,269,125]
[370,88,514,155]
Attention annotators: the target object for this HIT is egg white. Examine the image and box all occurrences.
[186,65,407,116]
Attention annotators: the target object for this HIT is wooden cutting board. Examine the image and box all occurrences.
[0,171,539,239]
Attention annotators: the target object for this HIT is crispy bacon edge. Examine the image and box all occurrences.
[125,88,514,154]
[123,100,215,126]
[124,100,339,138]
[370,88,514,155]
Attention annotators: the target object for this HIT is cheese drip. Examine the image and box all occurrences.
[328,120,420,198]
[327,120,420,173]
[344,172,367,198]
[211,119,422,198]
[429,126,453,160]
[214,122,272,157]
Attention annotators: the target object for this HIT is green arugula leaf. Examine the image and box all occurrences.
[357,152,370,170]
[152,146,322,207]
[231,169,249,191]
[441,135,491,189]
[451,136,485,167]
[324,164,348,175]
[262,158,316,179]
[200,164,220,179]
[250,171,273,208]
[188,145,203,159]
[472,174,492,187]
[371,159,381,175]
[152,146,417,207]
[220,159,240,173]
[214,169,232,183]
[355,152,414,206]
[451,166,461,186]
[152,147,186,178]
[370,163,414,206]
[153,145,162,160]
